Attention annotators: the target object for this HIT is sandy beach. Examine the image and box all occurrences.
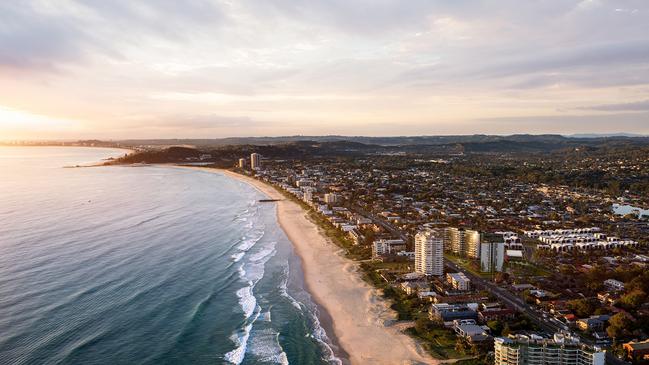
[188,167,437,365]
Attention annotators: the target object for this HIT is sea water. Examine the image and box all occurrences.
[0,147,340,365]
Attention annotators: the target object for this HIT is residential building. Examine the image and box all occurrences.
[444,227,481,258]
[480,240,505,273]
[603,279,625,291]
[238,158,246,168]
[429,303,478,325]
[372,239,406,258]
[447,272,471,291]
[250,153,261,170]
[415,229,444,276]
[478,308,516,323]
[324,193,342,205]
[400,281,430,295]
[453,320,491,343]
[576,315,609,333]
[303,189,313,202]
[494,334,605,365]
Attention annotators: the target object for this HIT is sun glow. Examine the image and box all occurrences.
[0,106,79,140]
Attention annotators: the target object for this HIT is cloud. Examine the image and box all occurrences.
[1,0,649,137]
[476,112,649,134]
[472,40,649,79]
[578,100,649,111]
[0,1,225,72]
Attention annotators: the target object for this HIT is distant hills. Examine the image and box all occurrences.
[566,133,648,138]
[7,134,649,156]
[107,134,649,166]
[116,133,649,148]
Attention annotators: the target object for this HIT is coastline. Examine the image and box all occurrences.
[185,166,438,365]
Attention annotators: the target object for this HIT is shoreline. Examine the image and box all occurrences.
[185,166,438,365]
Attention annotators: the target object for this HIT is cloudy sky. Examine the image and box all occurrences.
[1,0,648,139]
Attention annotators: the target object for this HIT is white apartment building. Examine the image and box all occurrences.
[447,272,471,291]
[238,158,246,168]
[494,334,605,365]
[372,239,406,258]
[324,193,342,205]
[526,227,638,252]
[523,227,601,239]
[302,188,314,203]
[415,230,444,276]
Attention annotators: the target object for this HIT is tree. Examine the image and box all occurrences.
[502,323,512,337]
[414,317,432,336]
[494,272,510,284]
[607,312,634,340]
[470,343,480,356]
[455,338,467,355]
[487,320,504,336]
[568,299,597,318]
[619,290,647,311]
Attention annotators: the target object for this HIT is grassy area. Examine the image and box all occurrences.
[405,325,466,360]
[506,261,552,277]
[444,253,493,279]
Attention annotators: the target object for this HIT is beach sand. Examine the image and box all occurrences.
[190,167,438,365]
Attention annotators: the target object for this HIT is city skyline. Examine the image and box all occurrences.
[1,1,649,139]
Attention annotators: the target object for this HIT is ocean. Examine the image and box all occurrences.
[0,147,340,365]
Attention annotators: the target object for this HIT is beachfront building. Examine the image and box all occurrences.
[480,241,505,273]
[250,153,261,170]
[372,239,407,259]
[494,334,605,365]
[324,193,342,205]
[302,188,314,203]
[415,229,444,276]
[238,158,246,168]
[444,227,481,259]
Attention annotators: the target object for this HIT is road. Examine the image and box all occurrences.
[443,259,566,335]
[350,204,409,242]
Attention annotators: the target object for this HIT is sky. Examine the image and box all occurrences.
[1,0,648,139]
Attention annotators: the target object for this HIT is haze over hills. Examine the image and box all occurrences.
[92,134,649,168]
[94,133,649,147]
[5,134,649,155]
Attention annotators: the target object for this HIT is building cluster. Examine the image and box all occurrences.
[234,154,648,365]
[524,228,639,251]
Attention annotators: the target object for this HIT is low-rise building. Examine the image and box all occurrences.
[478,308,516,323]
[400,281,430,295]
[453,319,491,343]
[429,303,478,326]
[372,239,406,258]
[576,315,609,333]
[603,279,625,291]
[446,272,471,291]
